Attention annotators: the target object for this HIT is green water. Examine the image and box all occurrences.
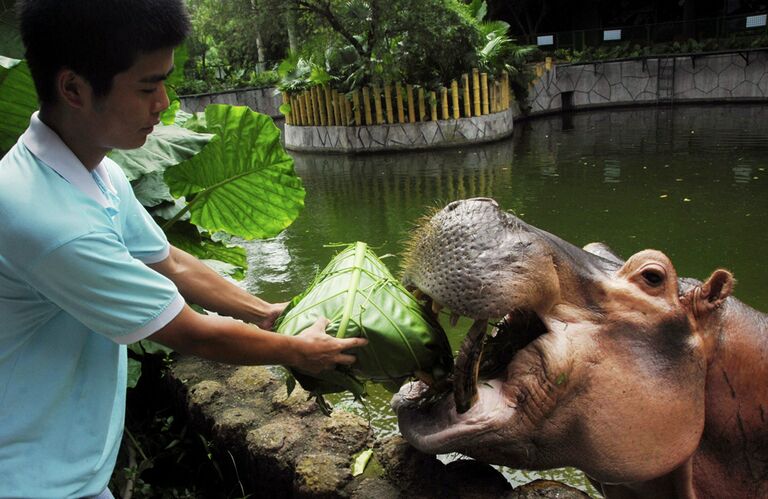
[245,104,768,494]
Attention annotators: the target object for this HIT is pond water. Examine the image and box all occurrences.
[244,104,768,495]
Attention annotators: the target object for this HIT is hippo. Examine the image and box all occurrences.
[392,198,768,499]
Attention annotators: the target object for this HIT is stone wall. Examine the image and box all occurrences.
[529,51,768,114]
[180,87,283,118]
[284,107,518,153]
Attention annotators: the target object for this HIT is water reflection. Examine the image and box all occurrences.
[245,104,768,496]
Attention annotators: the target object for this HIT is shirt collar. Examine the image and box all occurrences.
[21,111,117,209]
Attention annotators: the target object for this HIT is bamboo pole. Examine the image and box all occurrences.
[324,86,334,126]
[372,84,384,124]
[502,71,509,109]
[384,84,394,124]
[302,91,312,125]
[395,83,405,123]
[332,90,341,125]
[490,82,496,113]
[312,87,322,124]
[307,87,315,124]
[481,72,489,115]
[296,93,306,125]
[282,92,291,125]
[310,90,319,125]
[362,86,373,125]
[472,69,481,117]
[344,94,352,125]
[300,91,308,125]
[440,87,449,120]
[314,87,326,125]
[450,80,459,119]
[352,90,362,125]
[406,84,416,123]
[294,96,303,125]
[430,91,437,121]
[462,73,471,117]
[288,95,299,126]
[417,87,426,122]
[297,93,305,125]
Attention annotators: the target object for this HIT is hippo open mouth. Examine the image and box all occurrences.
[392,197,598,457]
[392,198,668,465]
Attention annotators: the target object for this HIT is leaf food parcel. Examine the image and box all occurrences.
[275,241,453,398]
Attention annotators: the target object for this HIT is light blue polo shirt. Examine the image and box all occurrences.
[0,113,185,498]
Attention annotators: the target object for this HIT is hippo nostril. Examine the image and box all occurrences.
[471,197,499,206]
[446,201,461,211]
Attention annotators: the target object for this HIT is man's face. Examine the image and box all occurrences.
[87,47,174,151]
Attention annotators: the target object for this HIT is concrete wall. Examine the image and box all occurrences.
[179,87,283,118]
[529,51,768,114]
[284,107,519,153]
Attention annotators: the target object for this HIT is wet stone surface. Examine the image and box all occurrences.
[165,355,589,498]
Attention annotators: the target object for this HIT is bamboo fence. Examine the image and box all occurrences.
[283,69,513,127]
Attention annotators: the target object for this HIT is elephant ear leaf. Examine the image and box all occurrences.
[0,56,37,155]
[164,104,305,240]
[109,124,214,181]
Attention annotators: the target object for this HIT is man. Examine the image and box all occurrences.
[0,1,367,497]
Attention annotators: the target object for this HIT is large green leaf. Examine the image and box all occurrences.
[0,56,37,155]
[109,124,213,181]
[275,242,453,397]
[132,171,174,207]
[0,6,24,58]
[164,104,305,240]
[164,219,247,280]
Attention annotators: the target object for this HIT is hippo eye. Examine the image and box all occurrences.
[641,268,664,287]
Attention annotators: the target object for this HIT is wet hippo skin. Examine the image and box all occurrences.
[393,198,768,499]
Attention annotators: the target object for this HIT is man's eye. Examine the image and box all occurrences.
[141,88,156,94]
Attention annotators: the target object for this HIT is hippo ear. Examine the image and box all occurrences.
[694,270,734,317]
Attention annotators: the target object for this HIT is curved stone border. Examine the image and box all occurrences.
[284,107,518,153]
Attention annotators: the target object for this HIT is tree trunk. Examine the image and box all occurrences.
[285,6,299,54]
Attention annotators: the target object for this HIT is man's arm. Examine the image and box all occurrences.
[147,245,367,373]
[150,307,364,374]
[149,245,284,329]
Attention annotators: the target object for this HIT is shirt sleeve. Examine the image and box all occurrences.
[107,161,170,264]
[21,231,185,344]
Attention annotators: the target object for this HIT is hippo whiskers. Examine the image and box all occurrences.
[394,197,768,499]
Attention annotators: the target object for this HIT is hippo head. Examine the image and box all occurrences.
[393,198,740,489]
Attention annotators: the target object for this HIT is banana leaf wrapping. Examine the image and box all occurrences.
[274,242,453,397]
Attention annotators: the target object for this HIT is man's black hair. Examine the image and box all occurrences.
[17,0,190,104]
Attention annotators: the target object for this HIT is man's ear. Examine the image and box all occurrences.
[56,69,90,109]
[687,269,734,320]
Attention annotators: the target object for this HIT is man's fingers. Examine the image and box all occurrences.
[313,316,331,329]
[338,337,368,349]
[335,353,357,366]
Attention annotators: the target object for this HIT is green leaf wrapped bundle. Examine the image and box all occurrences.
[275,241,453,397]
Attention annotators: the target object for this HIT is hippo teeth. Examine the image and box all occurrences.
[453,318,488,414]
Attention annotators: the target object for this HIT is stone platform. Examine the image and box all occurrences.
[164,355,589,498]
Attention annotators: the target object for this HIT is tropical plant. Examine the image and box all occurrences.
[275,241,453,410]
[280,0,481,91]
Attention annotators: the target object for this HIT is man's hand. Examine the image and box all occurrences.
[257,301,289,330]
[290,317,368,374]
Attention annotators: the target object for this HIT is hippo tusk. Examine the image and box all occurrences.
[454,318,489,414]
